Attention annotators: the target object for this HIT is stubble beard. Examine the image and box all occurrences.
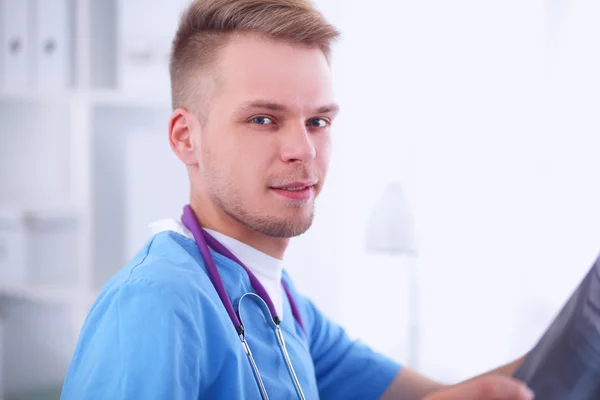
[207,174,315,238]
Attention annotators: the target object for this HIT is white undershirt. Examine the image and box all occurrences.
[148,218,285,319]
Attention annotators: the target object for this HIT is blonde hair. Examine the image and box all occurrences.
[169,0,341,110]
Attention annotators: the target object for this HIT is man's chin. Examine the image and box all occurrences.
[255,214,314,238]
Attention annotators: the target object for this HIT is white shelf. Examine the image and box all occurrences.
[0,284,92,306]
[0,203,82,218]
[0,0,182,394]
[0,90,75,105]
[0,89,171,110]
[89,89,172,109]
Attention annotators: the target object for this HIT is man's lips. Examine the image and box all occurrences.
[270,181,317,190]
[269,181,317,201]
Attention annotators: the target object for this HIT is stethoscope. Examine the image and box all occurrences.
[181,205,307,400]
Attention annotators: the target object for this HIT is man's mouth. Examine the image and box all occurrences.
[269,181,317,200]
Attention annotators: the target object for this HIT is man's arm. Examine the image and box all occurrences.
[295,294,402,399]
[381,355,528,400]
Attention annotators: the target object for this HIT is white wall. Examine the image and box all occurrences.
[317,0,600,382]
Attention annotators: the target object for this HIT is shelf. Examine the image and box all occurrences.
[0,90,76,105]
[0,104,73,206]
[0,89,172,110]
[0,284,91,306]
[89,89,172,110]
[0,204,82,225]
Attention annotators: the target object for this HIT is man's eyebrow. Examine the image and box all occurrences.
[316,103,340,116]
[236,100,340,115]
[237,100,288,112]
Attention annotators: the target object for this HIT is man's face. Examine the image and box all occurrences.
[195,34,337,238]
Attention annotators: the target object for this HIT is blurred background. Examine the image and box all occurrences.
[1,0,600,398]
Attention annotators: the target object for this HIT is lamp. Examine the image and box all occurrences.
[366,182,420,369]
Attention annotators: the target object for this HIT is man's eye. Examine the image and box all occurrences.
[251,116,273,125]
[307,118,329,128]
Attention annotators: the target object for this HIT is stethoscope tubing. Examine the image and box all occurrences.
[181,205,306,399]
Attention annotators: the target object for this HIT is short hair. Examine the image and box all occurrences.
[169,0,341,111]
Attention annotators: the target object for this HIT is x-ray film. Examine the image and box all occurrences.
[514,252,600,399]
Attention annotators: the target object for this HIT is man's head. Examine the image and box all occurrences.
[168,0,340,241]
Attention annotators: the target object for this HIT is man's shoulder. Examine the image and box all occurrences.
[62,232,221,400]
[92,231,213,314]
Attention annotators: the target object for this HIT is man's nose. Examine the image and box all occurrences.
[280,124,317,164]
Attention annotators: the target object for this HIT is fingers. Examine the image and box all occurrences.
[425,375,534,400]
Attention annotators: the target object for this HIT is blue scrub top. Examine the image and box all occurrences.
[61,231,401,399]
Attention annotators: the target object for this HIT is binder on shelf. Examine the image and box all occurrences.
[118,34,171,96]
[32,0,72,91]
[0,0,33,92]
[117,0,189,95]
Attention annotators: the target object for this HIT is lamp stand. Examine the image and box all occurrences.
[406,256,420,370]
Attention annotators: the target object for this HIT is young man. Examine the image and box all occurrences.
[61,1,534,399]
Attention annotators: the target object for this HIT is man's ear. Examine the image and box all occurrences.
[169,108,200,166]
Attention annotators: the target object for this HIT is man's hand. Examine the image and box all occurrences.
[424,375,534,400]
[382,355,530,399]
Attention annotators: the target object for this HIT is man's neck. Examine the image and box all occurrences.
[189,199,289,260]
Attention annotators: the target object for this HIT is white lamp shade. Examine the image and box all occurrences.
[366,182,417,255]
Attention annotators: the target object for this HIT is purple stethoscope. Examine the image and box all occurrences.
[181,205,307,400]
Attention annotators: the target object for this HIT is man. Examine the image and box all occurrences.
[61,0,534,399]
